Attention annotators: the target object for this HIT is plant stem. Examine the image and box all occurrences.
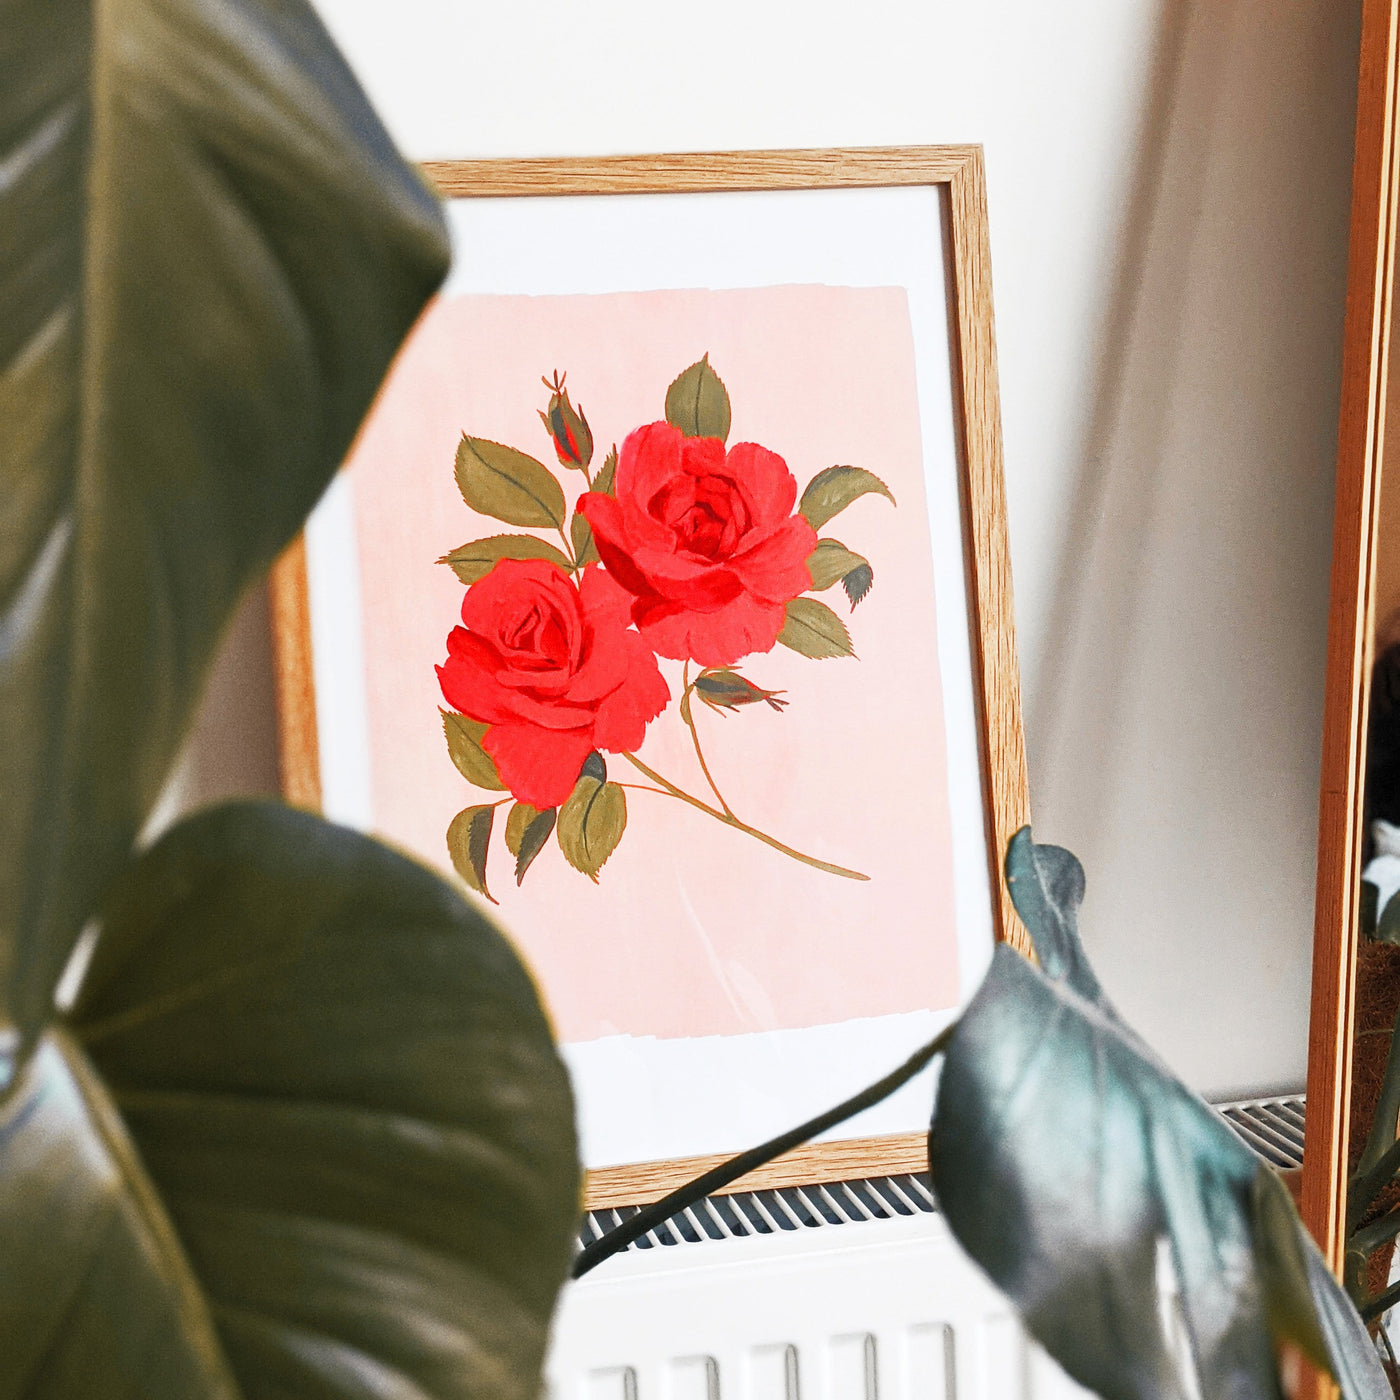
[681,662,734,816]
[572,1020,953,1277]
[621,752,869,881]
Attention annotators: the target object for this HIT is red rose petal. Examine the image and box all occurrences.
[484,722,596,810]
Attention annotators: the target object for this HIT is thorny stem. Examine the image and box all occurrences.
[681,661,734,817]
[620,752,869,881]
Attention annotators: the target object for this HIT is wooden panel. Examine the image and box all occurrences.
[267,535,320,809]
[584,1132,929,1209]
[270,148,1030,1199]
[1303,0,1400,1280]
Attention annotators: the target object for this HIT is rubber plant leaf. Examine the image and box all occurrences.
[928,827,1390,1400]
[0,0,450,1089]
[0,802,580,1398]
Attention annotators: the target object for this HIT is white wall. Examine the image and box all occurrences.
[182,0,1361,1099]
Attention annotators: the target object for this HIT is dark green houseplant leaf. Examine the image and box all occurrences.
[928,828,1389,1400]
[0,802,581,1398]
[0,0,450,1087]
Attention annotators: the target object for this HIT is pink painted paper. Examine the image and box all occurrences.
[344,285,959,1043]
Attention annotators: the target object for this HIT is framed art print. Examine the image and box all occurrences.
[268,147,1030,1205]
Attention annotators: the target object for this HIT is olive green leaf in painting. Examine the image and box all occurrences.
[448,804,499,904]
[506,804,558,886]
[928,828,1390,1400]
[805,538,875,610]
[594,447,619,496]
[557,762,627,881]
[440,535,573,586]
[777,598,855,660]
[455,438,567,530]
[14,801,580,1400]
[0,0,450,1088]
[842,563,874,609]
[806,539,868,592]
[665,354,732,442]
[570,513,601,569]
[797,467,896,530]
[442,711,507,791]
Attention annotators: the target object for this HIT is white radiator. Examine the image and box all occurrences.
[545,1097,1305,1400]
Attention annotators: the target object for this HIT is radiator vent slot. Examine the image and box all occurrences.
[579,1094,1305,1256]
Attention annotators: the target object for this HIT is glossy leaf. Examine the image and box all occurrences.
[797,466,896,530]
[0,0,450,1085]
[664,355,731,441]
[455,438,567,530]
[49,801,580,1399]
[806,539,867,591]
[447,804,497,903]
[440,535,572,586]
[442,711,507,791]
[570,513,600,568]
[557,772,627,880]
[0,1034,239,1397]
[929,828,1390,1400]
[777,597,854,659]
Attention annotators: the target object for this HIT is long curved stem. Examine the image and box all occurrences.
[681,663,733,816]
[621,752,868,881]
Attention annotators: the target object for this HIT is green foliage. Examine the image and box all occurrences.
[0,0,449,1084]
[796,466,895,530]
[455,437,568,529]
[441,535,574,585]
[777,597,855,659]
[664,354,732,441]
[930,829,1389,1399]
[1,1,582,1394]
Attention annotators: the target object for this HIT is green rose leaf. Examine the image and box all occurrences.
[439,535,573,585]
[665,354,732,442]
[806,539,868,591]
[0,0,450,1085]
[447,804,498,904]
[797,466,896,530]
[570,513,600,569]
[6,801,579,1399]
[842,563,874,609]
[557,768,627,881]
[777,597,855,659]
[928,828,1390,1400]
[455,438,567,530]
[442,711,507,791]
[512,807,558,886]
[594,447,619,496]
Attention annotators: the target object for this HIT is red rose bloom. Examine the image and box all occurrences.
[577,422,818,666]
[437,559,669,809]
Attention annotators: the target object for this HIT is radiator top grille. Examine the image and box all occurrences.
[578,1094,1305,1257]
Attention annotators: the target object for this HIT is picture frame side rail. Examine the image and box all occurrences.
[1302,0,1400,1275]
[267,534,322,810]
[945,152,1033,956]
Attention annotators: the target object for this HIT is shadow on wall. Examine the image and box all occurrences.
[1027,0,1360,1097]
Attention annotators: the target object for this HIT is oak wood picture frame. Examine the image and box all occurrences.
[267,146,1030,1208]
[1302,0,1400,1282]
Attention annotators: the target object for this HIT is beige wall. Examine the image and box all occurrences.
[178,0,1361,1099]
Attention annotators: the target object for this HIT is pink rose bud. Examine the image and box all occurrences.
[539,369,593,469]
[693,668,788,713]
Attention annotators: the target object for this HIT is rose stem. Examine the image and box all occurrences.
[681,661,734,817]
[620,752,870,882]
